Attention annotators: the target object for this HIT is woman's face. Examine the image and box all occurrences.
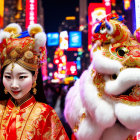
[3,63,36,100]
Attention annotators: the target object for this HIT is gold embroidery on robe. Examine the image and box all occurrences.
[0,96,69,140]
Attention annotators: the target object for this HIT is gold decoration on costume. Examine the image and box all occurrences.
[93,72,105,95]
[32,81,37,88]
[1,37,38,71]
[2,48,7,57]
[92,70,140,105]
[11,62,14,72]
[4,27,18,34]
[16,59,38,71]
[90,14,140,106]
[24,51,34,59]
[10,50,19,59]
[135,57,140,66]
[30,27,43,37]
[91,69,95,77]
[15,46,22,53]
[0,23,46,72]
[126,135,134,140]
[33,88,37,95]
[32,81,37,95]
[130,85,140,99]
[108,19,131,44]
[120,66,127,72]
[4,88,8,94]
[122,56,136,67]
[73,112,86,133]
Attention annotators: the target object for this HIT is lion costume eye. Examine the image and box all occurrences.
[100,26,107,34]
[110,74,118,80]
[116,47,129,57]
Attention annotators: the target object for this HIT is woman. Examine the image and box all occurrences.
[0,23,69,140]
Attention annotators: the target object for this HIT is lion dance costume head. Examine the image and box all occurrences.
[64,13,140,140]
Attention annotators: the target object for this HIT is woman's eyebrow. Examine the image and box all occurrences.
[4,72,11,74]
[4,72,28,75]
[18,72,28,74]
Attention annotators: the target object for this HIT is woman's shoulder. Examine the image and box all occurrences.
[35,102,55,116]
[36,102,53,109]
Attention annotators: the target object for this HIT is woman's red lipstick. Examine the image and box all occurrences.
[12,91,20,94]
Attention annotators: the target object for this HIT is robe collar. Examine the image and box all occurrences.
[7,96,36,110]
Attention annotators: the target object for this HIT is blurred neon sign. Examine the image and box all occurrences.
[26,0,37,28]
[66,62,77,75]
[47,32,59,46]
[69,31,82,48]
[124,0,131,10]
[59,31,68,50]
[135,0,140,29]
[0,0,4,28]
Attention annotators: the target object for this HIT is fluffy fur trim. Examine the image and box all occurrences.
[28,24,46,53]
[105,68,140,95]
[115,103,140,129]
[64,79,85,129]
[0,30,11,43]
[102,123,131,140]
[90,40,101,61]
[0,23,22,43]
[34,32,46,53]
[80,68,116,128]
[76,117,104,140]
[92,51,123,75]
[28,24,43,36]
[4,23,22,34]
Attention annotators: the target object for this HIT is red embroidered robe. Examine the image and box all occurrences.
[0,96,69,140]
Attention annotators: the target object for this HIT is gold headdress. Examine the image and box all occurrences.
[0,23,47,71]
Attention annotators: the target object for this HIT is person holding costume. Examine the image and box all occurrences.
[0,23,69,140]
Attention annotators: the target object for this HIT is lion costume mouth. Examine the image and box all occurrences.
[112,85,140,103]
[93,70,140,105]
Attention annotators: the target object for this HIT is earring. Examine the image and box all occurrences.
[32,81,37,95]
[4,88,8,94]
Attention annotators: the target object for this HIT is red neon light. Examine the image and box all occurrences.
[67,48,79,51]
[26,0,37,28]
[41,61,47,81]
[103,0,111,14]
[111,0,116,6]
[66,62,77,75]
[54,59,60,64]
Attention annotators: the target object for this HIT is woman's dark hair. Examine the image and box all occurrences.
[0,66,10,100]
[0,65,47,103]
[32,68,47,103]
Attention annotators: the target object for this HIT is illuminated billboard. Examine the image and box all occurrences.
[66,61,77,75]
[47,32,59,46]
[59,31,68,50]
[88,3,107,50]
[69,31,82,48]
